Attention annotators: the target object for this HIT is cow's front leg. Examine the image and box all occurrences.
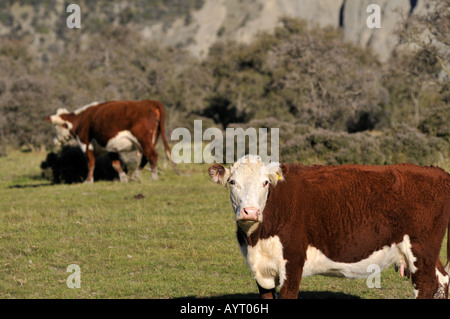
[279,259,303,299]
[109,153,128,182]
[85,149,95,183]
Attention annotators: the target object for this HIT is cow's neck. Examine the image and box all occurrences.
[61,113,80,135]
[237,222,262,247]
[238,188,287,247]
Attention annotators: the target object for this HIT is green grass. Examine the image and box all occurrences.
[0,150,448,299]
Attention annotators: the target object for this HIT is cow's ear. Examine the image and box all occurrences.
[45,116,52,123]
[208,164,230,186]
[267,162,287,187]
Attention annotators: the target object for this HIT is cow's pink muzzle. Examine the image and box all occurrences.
[239,207,261,222]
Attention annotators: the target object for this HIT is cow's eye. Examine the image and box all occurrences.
[229,180,236,186]
[263,180,269,187]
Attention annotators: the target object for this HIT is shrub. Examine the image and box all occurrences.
[418,104,450,142]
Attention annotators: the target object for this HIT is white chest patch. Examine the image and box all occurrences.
[302,235,417,278]
[243,236,287,290]
[76,136,94,153]
[105,130,142,153]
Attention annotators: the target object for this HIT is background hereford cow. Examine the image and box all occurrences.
[209,155,450,299]
[46,100,177,183]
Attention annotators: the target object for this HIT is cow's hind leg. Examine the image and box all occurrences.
[412,265,443,299]
[411,245,446,299]
[131,155,147,181]
[109,153,128,182]
[434,260,449,299]
[131,127,160,181]
[133,142,159,181]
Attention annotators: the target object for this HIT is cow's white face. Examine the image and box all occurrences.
[46,109,73,145]
[209,155,284,231]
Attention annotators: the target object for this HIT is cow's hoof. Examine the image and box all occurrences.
[131,170,141,182]
[151,172,158,180]
[119,172,129,183]
[84,179,94,184]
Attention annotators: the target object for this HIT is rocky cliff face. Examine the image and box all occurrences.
[0,0,431,62]
[141,0,430,61]
[341,0,430,61]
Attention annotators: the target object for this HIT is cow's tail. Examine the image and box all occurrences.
[446,221,449,265]
[445,190,450,274]
[155,101,179,175]
[446,173,450,274]
[446,218,450,274]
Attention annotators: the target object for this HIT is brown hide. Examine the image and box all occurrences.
[61,100,162,148]
[242,163,450,298]
[50,100,176,182]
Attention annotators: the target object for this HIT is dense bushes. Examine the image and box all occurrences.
[0,9,448,166]
[419,104,450,142]
[232,118,449,166]
[201,18,388,132]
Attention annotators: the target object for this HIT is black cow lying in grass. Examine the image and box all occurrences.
[41,146,127,184]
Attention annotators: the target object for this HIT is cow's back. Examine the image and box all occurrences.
[264,163,450,262]
[78,100,161,146]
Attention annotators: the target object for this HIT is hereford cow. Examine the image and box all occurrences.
[208,155,450,299]
[46,100,177,183]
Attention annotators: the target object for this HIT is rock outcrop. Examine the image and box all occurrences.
[141,0,430,61]
[0,0,432,62]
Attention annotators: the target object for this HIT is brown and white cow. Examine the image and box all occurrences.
[209,155,450,299]
[46,100,177,183]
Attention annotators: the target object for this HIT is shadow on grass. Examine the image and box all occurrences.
[8,174,54,189]
[177,291,360,299]
[8,182,54,189]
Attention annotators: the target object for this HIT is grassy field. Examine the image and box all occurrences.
[0,150,448,299]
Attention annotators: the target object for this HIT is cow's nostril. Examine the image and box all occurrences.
[241,207,260,221]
